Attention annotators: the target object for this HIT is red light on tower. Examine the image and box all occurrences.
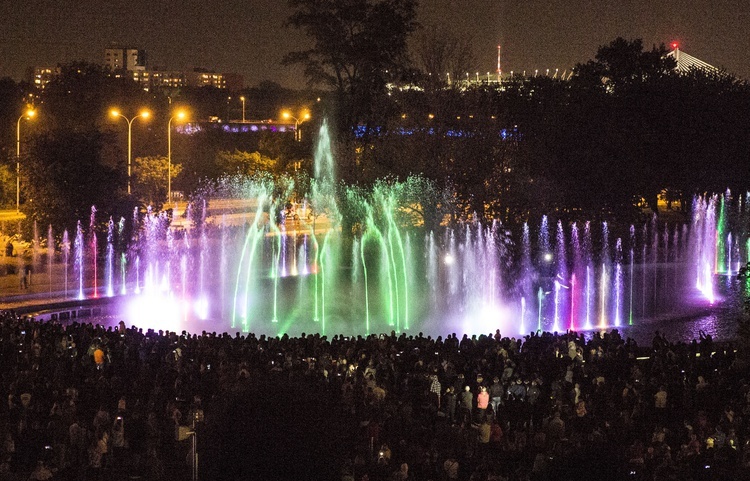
[671,41,679,50]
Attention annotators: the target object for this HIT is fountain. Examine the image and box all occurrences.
[27,123,750,338]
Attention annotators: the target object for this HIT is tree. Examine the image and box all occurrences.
[0,162,15,208]
[133,156,182,207]
[0,77,25,146]
[215,150,278,177]
[572,37,676,93]
[412,24,478,92]
[284,0,419,133]
[568,38,750,214]
[41,62,149,132]
[0,78,31,207]
[24,130,133,233]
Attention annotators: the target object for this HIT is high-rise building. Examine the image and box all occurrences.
[187,68,227,89]
[31,66,61,89]
[149,70,188,89]
[104,47,146,72]
[30,47,241,92]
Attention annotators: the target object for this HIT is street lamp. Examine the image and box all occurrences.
[16,108,36,213]
[168,110,187,203]
[282,110,311,142]
[110,108,150,194]
[240,96,246,122]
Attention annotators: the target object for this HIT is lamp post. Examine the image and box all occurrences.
[168,110,186,203]
[16,108,36,213]
[282,110,311,142]
[110,109,150,194]
[240,96,246,122]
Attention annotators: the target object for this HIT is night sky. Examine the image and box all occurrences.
[1,0,747,89]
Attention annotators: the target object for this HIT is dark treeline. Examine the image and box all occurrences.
[318,39,750,224]
[282,0,750,222]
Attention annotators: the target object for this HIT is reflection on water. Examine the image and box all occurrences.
[611,275,745,345]
[73,274,747,347]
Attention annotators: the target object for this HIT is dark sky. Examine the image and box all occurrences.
[1,0,747,89]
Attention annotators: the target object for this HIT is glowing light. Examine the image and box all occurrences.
[193,296,210,320]
[127,293,186,333]
[462,304,510,336]
[553,280,561,332]
[671,41,679,50]
[52,129,737,338]
[537,287,544,331]
[599,264,608,329]
[569,274,576,331]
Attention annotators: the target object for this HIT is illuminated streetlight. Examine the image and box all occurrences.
[16,108,36,213]
[110,109,150,194]
[168,110,187,203]
[282,110,311,142]
[240,96,246,122]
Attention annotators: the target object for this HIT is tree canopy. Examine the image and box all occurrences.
[24,130,134,232]
[573,37,676,92]
[215,150,278,177]
[328,36,750,222]
[133,155,183,207]
[285,0,419,133]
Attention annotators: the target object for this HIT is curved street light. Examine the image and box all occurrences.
[110,109,150,194]
[282,110,311,142]
[168,110,187,203]
[16,108,36,213]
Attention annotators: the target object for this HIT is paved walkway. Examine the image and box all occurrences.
[0,261,71,310]
[0,208,70,310]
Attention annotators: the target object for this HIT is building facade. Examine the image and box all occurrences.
[104,47,146,73]
[32,66,61,89]
[31,46,242,92]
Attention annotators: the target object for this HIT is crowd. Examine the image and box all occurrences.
[0,308,748,481]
